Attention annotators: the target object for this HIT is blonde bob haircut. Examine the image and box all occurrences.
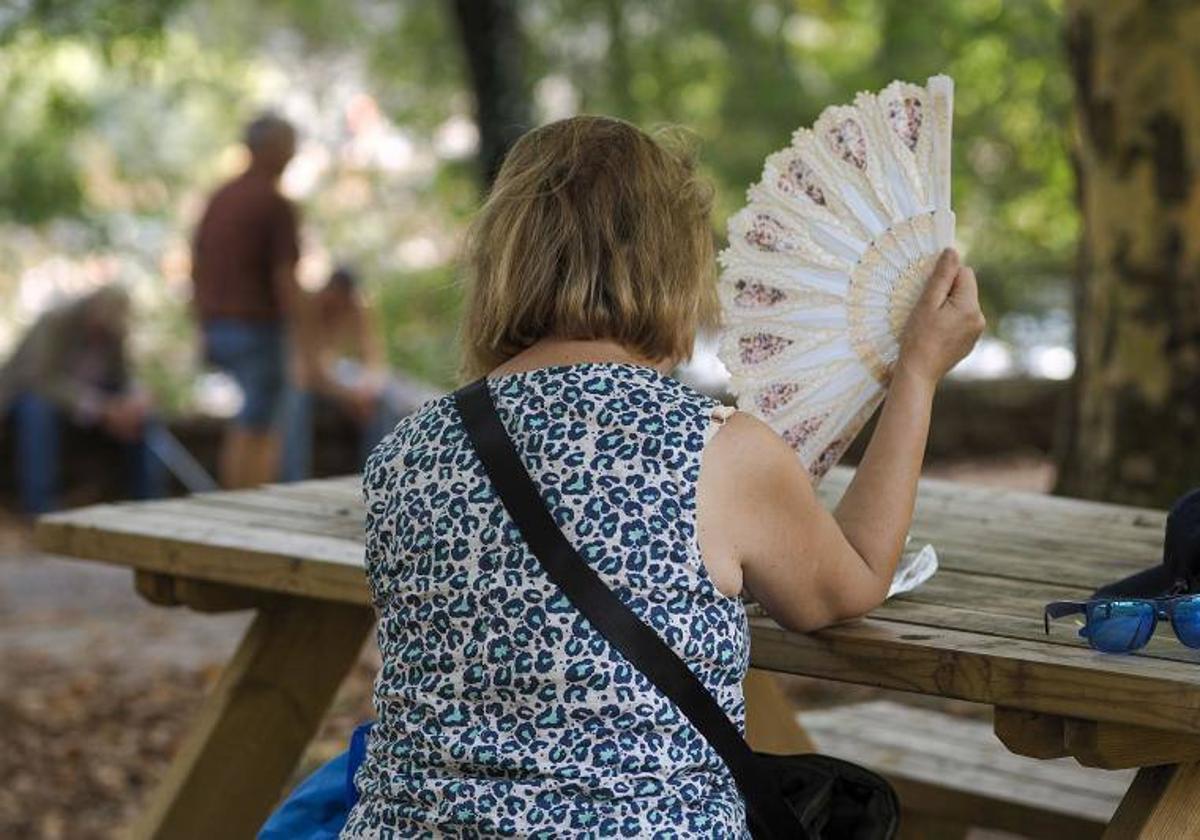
[459,115,718,379]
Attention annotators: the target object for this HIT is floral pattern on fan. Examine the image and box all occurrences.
[719,75,955,481]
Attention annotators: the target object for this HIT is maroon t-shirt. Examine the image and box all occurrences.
[191,170,300,322]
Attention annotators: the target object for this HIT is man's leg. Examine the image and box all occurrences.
[220,427,284,489]
[13,393,61,514]
[209,320,286,489]
[250,428,282,486]
[219,426,279,489]
[244,323,286,487]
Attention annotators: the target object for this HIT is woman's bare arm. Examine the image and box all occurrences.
[697,249,984,632]
[835,249,985,582]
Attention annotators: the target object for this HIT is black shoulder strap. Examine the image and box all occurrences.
[454,377,800,839]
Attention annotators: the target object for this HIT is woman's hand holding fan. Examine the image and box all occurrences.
[719,75,957,482]
[718,75,984,598]
[896,248,986,387]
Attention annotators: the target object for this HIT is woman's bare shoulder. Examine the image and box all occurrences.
[697,406,822,601]
[706,409,803,474]
[703,408,822,541]
[699,408,817,535]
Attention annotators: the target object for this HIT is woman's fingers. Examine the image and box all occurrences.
[948,266,986,336]
[921,248,960,308]
[949,265,980,309]
[898,250,985,383]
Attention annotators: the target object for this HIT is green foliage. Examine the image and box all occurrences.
[0,0,1077,397]
[1,0,187,43]
[0,107,87,225]
[373,264,464,388]
[0,35,91,223]
[523,0,1075,316]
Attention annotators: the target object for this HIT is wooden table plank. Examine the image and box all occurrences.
[871,599,1198,663]
[37,467,1200,836]
[40,467,1167,591]
[36,503,371,606]
[37,468,1199,734]
[151,497,365,541]
[802,701,1131,815]
[748,617,1200,734]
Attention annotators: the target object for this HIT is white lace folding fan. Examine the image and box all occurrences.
[718,75,955,482]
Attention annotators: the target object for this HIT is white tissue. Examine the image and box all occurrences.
[887,542,938,598]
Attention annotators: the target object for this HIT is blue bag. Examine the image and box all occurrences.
[258,722,373,839]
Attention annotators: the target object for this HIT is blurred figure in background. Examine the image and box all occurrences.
[0,286,164,514]
[192,112,302,489]
[280,265,397,481]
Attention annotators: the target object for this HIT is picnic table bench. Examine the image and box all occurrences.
[36,467,1200,839]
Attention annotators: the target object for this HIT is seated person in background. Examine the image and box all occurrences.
[280,266,397,481]
[0,286,164,514]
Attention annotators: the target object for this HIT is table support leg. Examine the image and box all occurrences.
[128,597,374,840]
[743,669,816,754]
[1104,762,1200,839]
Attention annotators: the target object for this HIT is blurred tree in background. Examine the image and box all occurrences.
[1056,0,1200,507]
[450,0,531,185]
[0,1,1073,394]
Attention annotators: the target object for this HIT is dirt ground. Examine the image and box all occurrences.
[0,458,1052,839]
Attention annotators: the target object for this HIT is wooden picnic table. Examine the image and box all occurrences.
[35,467,1200,839]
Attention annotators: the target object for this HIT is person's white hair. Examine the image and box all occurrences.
[243,112,295,152]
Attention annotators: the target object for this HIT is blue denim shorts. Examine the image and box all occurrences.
[203,319,286,430]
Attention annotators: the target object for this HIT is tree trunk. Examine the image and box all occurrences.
[1056,0,1200,507]
[448,0,532,188]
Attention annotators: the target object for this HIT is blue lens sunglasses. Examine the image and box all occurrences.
[1044,593,1200,653]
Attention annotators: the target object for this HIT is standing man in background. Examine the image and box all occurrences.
[192,112,303,488]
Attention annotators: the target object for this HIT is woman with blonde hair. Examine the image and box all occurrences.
[342,115,983,837]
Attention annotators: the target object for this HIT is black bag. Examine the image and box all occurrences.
[455,379,900,840]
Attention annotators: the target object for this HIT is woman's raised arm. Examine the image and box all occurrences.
[698,249,985,632]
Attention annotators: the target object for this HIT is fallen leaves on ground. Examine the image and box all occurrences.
[0,646,379,839]
[0,652,211,839]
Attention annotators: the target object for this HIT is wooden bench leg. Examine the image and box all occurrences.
[128,596,374,840]
[1104,762,1200,839]
[743,669,816,754]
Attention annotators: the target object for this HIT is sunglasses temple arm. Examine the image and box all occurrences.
[1044,601,1087,635]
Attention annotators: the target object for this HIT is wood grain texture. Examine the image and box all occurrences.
[994,707,1069,760]
[749,616,1200,735]
[1065,719,1200,770]
[896,812,968,840]
[134,571,273,613]
[995,708,1200,770]
[37,500,371,606]
[36,468,1200,835]
[36,470,1200,735]
[1104,763,1200,839]
[128,597,373,840]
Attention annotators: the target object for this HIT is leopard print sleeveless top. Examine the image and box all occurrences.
[343,363,750,838]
